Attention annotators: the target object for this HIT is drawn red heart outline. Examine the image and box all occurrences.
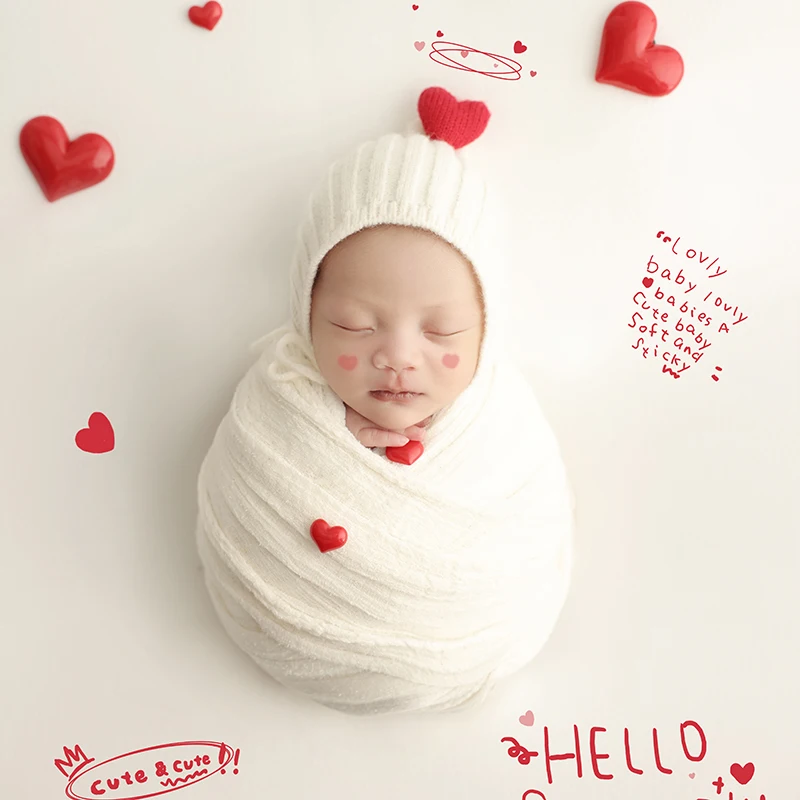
[188,1,223,31]
[75,412,115,454]
[417,86,490,150]
[595,1,684,96]
[730,762,755,785]
[19,116,114,202]
[310,519,348,553]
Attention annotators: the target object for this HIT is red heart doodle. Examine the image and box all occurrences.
[688,772,696,779]
[418,86,490,149]
[529,70,537,77]
[436,29,443,37]
[385,439,424,465]
[188,1,223,30]
[730,762,755,785]
[19,117,114,203]
[519,710,535,726]
[642,277,653,288]
[461,50,469,58]
[75,412,115,454]
[595,1,684,96]
[310,519,348,553]
[414,40,425,51]
[514,40,527,53]
[412,3,418,8]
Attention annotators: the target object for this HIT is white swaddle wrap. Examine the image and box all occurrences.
[195,93,575,714]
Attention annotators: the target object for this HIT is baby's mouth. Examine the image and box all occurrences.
[370,390,421,402]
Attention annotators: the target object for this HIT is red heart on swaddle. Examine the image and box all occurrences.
[310,519,348,552]
[385,440,424,465]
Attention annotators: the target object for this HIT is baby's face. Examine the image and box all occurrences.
[310,224,484,433]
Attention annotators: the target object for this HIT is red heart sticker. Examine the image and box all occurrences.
[514,40,527,53]
[595,1,684,96]
[75,412,115,454]
[417,87,490,150]
[188,1,223,30]
[19,117,114,203]
[385,440,424,465]
[642,277,653,288]
[730,762,755,785]
[310,519,348,553]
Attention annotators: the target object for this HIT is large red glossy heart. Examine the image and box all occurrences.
[188,2,223,30]
[19,117,114,202]
[595,1,684,97]
[417,87,490,150]
[75,412,115,454]
[310,519,348,553]
[385,440,424,465]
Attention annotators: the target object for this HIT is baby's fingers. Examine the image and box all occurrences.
[403,425,426,441]
[358,427,410,448]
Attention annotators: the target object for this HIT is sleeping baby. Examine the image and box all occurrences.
[311,222,484,451]
[195,86,575,715]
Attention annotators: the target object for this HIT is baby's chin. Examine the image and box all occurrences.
[357,393,435,431]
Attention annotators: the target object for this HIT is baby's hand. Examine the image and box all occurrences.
[345,405,427,449]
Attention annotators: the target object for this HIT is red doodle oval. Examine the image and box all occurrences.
[64,741,237,800]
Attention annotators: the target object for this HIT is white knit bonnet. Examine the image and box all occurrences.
[286,86,507,388]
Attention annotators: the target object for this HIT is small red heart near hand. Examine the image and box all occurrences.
[19,117,114,202]
[595,1,684,96]
[386,440,424,465]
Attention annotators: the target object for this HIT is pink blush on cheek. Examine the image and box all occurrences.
[338,354,358,371]
[442,353,460,369]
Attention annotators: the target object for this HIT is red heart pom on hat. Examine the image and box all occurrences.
[417,87,490,150]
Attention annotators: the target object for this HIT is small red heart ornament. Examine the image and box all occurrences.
[188,1,223,30]
[75,412,115,454]
[730,762,755,785]
[595,1,684,96]
[417,87,490,150]
[642,277,653,288]
[514,40,527,53]
[19,117,114,202]
[385,440,424,465]
[310,519,348,553]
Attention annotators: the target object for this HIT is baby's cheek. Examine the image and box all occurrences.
[337,354,359,371]
[442,353,460,369]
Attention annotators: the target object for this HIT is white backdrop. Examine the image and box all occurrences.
[1,1,798,799]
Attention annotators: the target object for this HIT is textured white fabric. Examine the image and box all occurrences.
[195,123,575,714]
[195,323,574,714]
